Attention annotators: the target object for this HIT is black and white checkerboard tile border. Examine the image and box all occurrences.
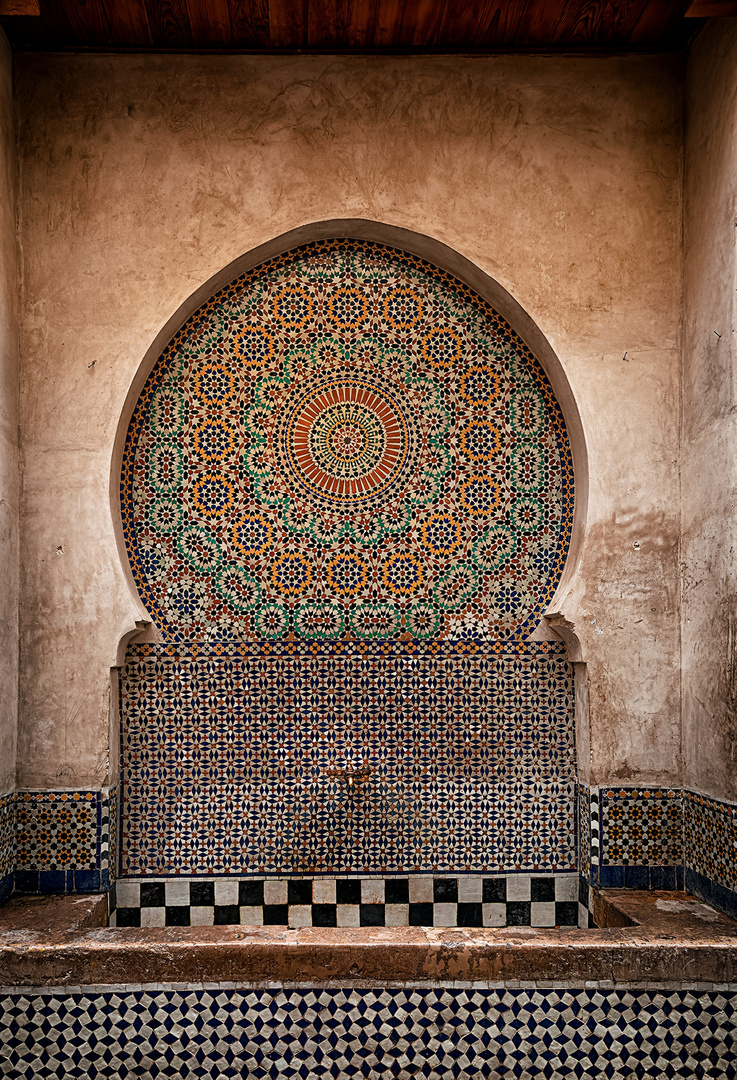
[110,874,581,929]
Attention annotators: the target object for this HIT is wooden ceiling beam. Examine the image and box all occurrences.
[0,0,39,15]
[684,0,737,14]
[0,0,703,51]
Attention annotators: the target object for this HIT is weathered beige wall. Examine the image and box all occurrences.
[682,19,737,803]
[0,29,18,798]
[15,52,683,790]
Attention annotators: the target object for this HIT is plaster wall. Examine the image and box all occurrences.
[0,28,18,798]
[15,52,682,791]
[682,18,737,804]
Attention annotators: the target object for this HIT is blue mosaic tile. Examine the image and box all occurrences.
[120,640,576,877]
[685,790,737,893]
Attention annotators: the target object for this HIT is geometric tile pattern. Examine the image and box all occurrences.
[0,790,14,881]
[120,640,576,876]
[109,873,580,929]
[104,785,117,885]
[600,787,682,866]
[577,782,591,880]
[589,787,600,867]
[15,792,101,871]
[1,988,735,1079]
[685,789,737,893]
[121,239,574,644]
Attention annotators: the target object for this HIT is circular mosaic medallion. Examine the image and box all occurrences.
[280,378,414,506]
[121,238,574,641]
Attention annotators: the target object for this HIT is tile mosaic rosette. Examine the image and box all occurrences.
[121,240,573,641]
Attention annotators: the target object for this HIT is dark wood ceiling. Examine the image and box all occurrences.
[0,0,710,52]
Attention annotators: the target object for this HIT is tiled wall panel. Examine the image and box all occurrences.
[8,789,115,896]
[0,987,734,1079]
[685,790,737,919]
[120,641,576,877]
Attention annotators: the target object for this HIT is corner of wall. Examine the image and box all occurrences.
[0,24,19,901]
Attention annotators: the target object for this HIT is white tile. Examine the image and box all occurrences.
[165,881,191,906]
[555,876,578,902]
[108,912,117,927]
[433,903,457,927]
[140,907,166,928]
[288,906,312,928]
[239,907,263,926]
[384,904,409,927]
[336,905,360,927]
[458,877,483,902]
[506,876,531,901]
[312,880,336,904]
[264,880,288,905]
[361,880,384,903]
[409,877,433,903]
[190,906,215,926]
[483,903,506,927]
[214,881,239,906]
[531,902,556,927]
[115,882,141,907]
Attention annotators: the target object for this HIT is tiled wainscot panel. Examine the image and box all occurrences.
[1,988,734,1079]
[685,790,737,920]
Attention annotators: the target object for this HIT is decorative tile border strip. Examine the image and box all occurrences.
[109,873,581,929]
[0,791,14,904]
[577,782,591,881]
[1,987,734,1078]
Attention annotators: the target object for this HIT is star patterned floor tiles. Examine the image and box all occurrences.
[109,873,581,929]
[0,987,734,1079]
[120,641,576,877]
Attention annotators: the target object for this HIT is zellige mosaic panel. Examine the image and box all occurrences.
[15,792,100,872]
[121,238,574,643]
[120,640,576,877]
[600,787,682,867]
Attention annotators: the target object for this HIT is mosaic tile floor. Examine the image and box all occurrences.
[110,874,581,929]
[0,987,734,1078]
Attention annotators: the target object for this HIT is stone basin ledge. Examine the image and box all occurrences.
[0,891,736,988]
